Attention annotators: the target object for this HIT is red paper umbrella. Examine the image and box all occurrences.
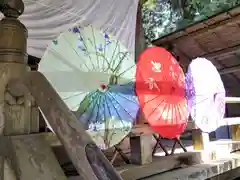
[136,47,188,139]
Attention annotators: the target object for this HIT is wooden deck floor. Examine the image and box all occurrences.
[68,139,240,180]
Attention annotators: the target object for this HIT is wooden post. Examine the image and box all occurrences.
[130,135,153,165]
[192,129,210,150]
[135,1,147,63]
[0,1,28,179]
[0,1,66,179]
[232,125,240,140]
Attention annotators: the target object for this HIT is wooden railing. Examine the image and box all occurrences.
[7,71,122,180]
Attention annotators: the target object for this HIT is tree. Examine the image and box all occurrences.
[141,0,240,42]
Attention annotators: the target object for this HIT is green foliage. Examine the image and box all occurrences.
[142,0,240,41]
[75,95,90,118]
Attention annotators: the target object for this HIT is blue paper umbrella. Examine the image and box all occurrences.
[75,83,139,149]
[39,24,138,149]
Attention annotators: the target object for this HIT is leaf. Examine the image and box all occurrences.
[75,95,90,118]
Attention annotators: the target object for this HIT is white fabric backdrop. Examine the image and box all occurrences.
[0,0,139,58]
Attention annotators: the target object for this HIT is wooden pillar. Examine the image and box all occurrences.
[135,1,147,63]
[0,0,29,135]
[0,1,66,179]
[0,2,28,179]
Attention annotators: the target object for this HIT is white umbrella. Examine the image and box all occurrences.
[185,57,226,133]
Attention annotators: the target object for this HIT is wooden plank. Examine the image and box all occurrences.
[144,153,240,180]
[0,135,67,180]
[220,65,240,74]
[117,152,202,180]
[210,140,240,160]
[204,44,240,60]
[225,97,240,103]
[209,166,240,180]
[152,7,240,45]
[7,72,122,180]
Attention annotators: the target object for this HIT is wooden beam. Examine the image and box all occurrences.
[225,97,240,103]
[7,71,122,180]
[152,7,240,45]
[219,64,240,75]
[118,152,202,180]
[204,44,240,60]
[145,153,240,180]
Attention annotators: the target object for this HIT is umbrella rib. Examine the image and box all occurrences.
[76,92,99,119]
[90,26,100,70]
[107,92,135,120]
[153,99,169,127]
[167,103,171,124]
[84,93,102,128]
[172,103,176,125]
[109,40,120,71]
[179,100,188,122]
[111,89,138,106]
[103,32,107,71]
[117,64,135,77]
[74,27,96,70]
[74,92,96,117]
[61,34,92,71]
[175,102,182,126]
[102,94,114,148]
[143,94,162,106]
[51,48,90,72]
[117,79,135,87]
[62,91,88,101]
[102,95,109,140]
[105,92,128,126]
[62,33,95,71]
[95,93,103,125]
[112,52,128,74]
[93,53,111,72]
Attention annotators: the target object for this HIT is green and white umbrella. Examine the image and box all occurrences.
[39,25,138,149]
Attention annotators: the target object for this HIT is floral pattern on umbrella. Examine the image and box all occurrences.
[39,24,138,149]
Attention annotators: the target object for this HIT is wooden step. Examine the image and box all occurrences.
[0,134,67,179]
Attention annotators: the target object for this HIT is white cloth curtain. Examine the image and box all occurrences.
[0,0,139,58]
